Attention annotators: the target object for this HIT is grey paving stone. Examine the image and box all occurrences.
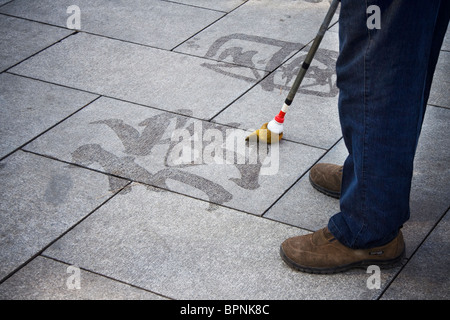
[175,0,339,70]
[381,211,450,300]
[264,139,346,231]
[44,183,399,300]
[0,14,72,72]
[24,97,324,215]
[213,29,341,149]
[429,51,450,108]
[168,0,247,12]
[0,0,224,50]
[0,151,128,282]
[0,73,98,159]
[0,256,165,300]
[441,24,450,51]
[9,32,262,120]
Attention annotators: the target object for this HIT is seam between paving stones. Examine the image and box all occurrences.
[0,27,77,74]
[39,254,175,300]
[208,20,339,121]
[260,136,343,219]
[376,207,450,300]
[0,95,102,162]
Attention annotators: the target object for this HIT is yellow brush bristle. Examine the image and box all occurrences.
[245,122,283,144]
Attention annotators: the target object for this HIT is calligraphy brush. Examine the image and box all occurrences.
[245,0,339,144]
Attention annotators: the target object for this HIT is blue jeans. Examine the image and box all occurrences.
[328,0,450,249]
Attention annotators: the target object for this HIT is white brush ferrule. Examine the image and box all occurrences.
[267,119,284,134]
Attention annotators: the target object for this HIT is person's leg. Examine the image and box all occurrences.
[328,0,450,249]
[281,0,449,273]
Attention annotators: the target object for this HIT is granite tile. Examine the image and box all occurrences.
[0,73,98,159]
[0,256,165,300]
[0,0,224,50]
[0,151,128,281]
[44,183,400,300]
[24,97,325,215]
[381,211,450,300]
[9,32,263,120]
[0,14,72,72]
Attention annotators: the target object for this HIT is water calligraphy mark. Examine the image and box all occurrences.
[200,33,338,98]
[71,111,279,209]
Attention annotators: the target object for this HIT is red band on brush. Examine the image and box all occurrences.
[274,111,286,123]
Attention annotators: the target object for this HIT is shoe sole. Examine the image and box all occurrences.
[280,246,405,274]
[309,175,340,199]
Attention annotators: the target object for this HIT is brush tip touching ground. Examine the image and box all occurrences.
[245,122,283,144]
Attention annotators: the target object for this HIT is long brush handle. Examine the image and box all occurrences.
[284,0,340,110]
[263,0,340,139]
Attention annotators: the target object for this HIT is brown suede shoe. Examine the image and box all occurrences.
[280,228,405,274]
[309,163,343,198]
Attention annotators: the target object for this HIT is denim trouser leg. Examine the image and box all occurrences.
[328,0,450,249]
